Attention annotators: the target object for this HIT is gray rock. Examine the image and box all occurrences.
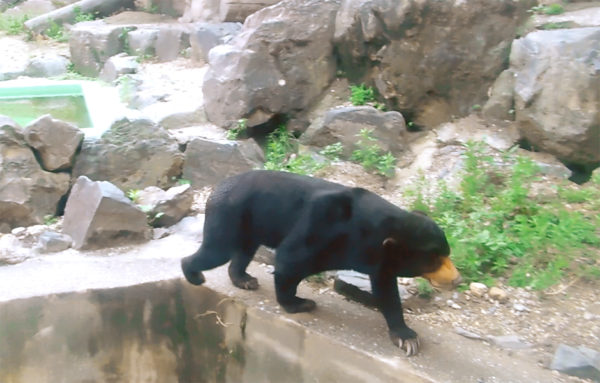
[182,137,264,187]
[127,28,159,56]
[551,344,600,382]
[482,69,516,121]
[0,118,70,229]
[72,117,184,190]
[454,326,484,341]
[24,115,84,171]
[489,286,508,303]
[302,106,407,159]
[469,282,488,298]
[202,0,339,128]
[25,54,70,78]
[36,231,72,253]
[0,234,30,265]
[189,22,242,62]
[487,334,532,350]
[136,184,193,227]
[156,27,185,62]
[511,27,600,165]
[99,53,139,82]
[69,20,130,77]
[62,176,150,249]
[334,0,533,127]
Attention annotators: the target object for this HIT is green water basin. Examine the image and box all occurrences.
[0,83,93,129]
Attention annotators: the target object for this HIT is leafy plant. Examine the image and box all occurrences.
[416,277,434,298]
[264,125,324,175]
[126,189,141,203]
[350,129,396,177]
[118,26,135,55]
[540,22,570,30]
[226,119,248,140]
[529,3,565,15]
[45,20,68,42]
[406,141,600,290]
[73,6,96,23]
[43,215,59,226]
[319,142,344,161]
[0,14,29,35]
[349,84,376,106]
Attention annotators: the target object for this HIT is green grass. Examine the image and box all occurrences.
[529,3,565,15]
[349,84,376,106]
[0,14,29,35]
[405,142,600,290]
[45,20,68,42]
[350,129,396,177]
[73,6,97,23]
[226,119,248,140]
[264,125,324,175]
[319,142,344,161]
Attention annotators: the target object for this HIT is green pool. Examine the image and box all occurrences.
[0,83,93,128]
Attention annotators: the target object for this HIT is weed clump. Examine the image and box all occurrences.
[406,142,599,289]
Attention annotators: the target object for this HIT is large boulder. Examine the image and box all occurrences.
[72,117,184,190]
[334,0,534,127]
[510,27,600,165]
[24,115,84,172]
[69,20,129,77]
[302,106,407,159]
[202,0,340,128]
[0,117,70,229]
[63,176,150,249]
[182,138,264,187]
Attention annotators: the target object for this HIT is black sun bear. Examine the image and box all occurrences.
[181,170,461,356]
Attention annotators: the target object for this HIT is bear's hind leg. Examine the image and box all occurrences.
[228,241,260,290]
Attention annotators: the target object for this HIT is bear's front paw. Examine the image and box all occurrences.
[231,275,259,290]
[390,327,420,356]
[280,298,316,313]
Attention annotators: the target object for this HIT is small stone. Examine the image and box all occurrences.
[11,227,26,236]
[447,299,461,310]
[37,231,72,253]
[513,303,529,312]
[489,287,508,303]
[469,282,488,297]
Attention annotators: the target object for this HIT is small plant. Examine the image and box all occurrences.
[350,129,396,177]
[0,14,29,35]
[319,142,344,161]
[416,278,434,298]
[118,26,135,55]
[177,179,191,185]
[405,141,600,290]
[45,20,68,42]
[539,22,569,30]
[117,75,136,104]
[529,3,565,15]
[264,125,324,175]
[226,119,248,140]
[126,189,141,203]
[349,84,376,106]
[73,6,96,23]
[43,215,59,226]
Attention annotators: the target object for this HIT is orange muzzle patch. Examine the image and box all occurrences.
[422,256,462,290]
